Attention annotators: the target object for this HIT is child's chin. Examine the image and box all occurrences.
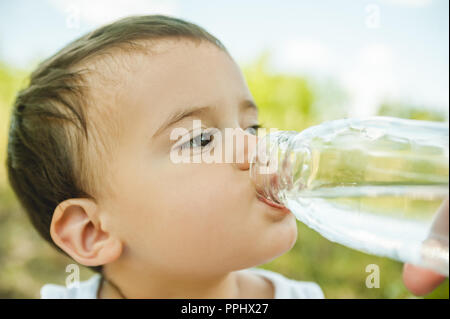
[259,222,298,262]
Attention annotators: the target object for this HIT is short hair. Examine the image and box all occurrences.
[6,15,228,274]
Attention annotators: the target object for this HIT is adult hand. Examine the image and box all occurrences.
[402,198,448,296]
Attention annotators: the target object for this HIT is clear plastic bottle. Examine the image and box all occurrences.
[250,116,449,276]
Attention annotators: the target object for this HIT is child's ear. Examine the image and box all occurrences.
[50,198,122,267]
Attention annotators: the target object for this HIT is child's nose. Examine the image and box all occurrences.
[234,129,259,171]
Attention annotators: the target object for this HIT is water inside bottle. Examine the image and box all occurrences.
[284,185,449,276]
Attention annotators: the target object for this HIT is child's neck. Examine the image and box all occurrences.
[97,268,274,299]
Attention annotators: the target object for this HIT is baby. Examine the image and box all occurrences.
[6,15,324,299]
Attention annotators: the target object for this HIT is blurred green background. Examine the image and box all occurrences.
[0,52,448,299]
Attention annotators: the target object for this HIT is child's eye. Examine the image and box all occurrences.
[182,131,215,150]
[245,124,262,136]
[179,125,262,150]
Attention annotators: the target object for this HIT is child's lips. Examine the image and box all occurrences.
[256,193,291,214]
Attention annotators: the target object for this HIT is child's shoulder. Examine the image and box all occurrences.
[245,267,325,299]
[40,274,101,299]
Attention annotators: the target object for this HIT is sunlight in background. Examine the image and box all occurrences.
[48,0,178,25]
[0,0,448,119]
[0,0,448,120]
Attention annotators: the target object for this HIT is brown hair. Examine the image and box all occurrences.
[6,15,228,274]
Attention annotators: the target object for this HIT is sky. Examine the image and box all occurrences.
[0,0,448,118]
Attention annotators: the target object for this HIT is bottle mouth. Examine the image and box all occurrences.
[249,131,298,205]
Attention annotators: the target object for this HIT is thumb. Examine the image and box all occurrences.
[402,263,446,296]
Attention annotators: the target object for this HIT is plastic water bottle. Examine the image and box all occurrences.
[250,116,449,276]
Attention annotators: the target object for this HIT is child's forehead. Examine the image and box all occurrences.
[113,40,245,109]
[80,38,226,84]
[83,39,250,141]
[88,39,237,98]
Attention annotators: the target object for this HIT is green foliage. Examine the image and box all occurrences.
[241,51,349,132]
[0,55,448,298]
[377,100,447,122]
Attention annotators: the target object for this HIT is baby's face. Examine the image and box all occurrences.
[101,40,297,276]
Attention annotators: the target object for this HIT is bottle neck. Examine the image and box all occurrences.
[250,131,301,205]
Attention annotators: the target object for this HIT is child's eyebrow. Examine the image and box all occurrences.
[152,99,258,138]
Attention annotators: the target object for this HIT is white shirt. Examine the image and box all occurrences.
[40,267,325,299]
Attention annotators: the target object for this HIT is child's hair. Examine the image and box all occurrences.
[6,15,228,274]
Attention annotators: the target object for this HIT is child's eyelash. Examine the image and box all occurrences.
[251,123,264,130]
